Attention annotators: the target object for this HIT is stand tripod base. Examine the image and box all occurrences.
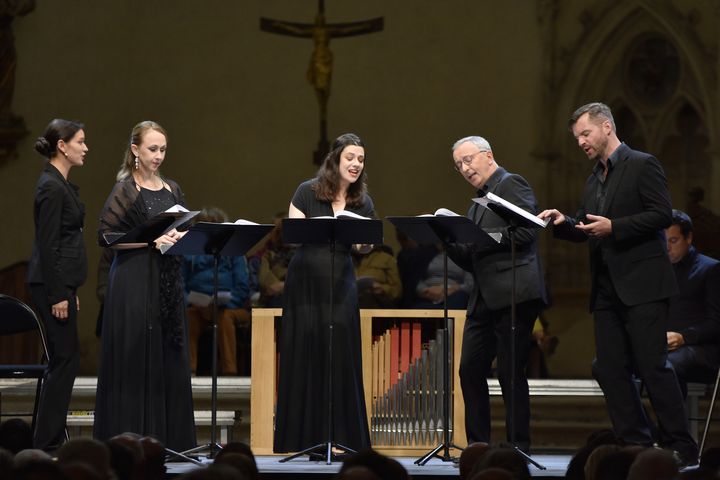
[166,446,207,465]
[513,445,546,470]
[415,442,464,466]
[279,442,357,465]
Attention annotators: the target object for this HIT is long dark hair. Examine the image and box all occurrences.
[34,119,84,159]
[313,133,368,207]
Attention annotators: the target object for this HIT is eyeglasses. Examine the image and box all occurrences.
[453,150,488,172]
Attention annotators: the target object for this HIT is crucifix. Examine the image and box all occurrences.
[261,0,383,164]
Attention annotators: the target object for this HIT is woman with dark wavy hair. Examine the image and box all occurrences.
[28,119,88,451]
[274,133,373,454]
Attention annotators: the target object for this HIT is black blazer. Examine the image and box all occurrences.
[27,163,88,304]
[554,143,677,310]
[448,167,547,313]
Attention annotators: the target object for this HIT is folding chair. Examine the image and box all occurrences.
[699,368,720,459]
[0,293,49,433]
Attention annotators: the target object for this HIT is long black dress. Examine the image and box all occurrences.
[94,178,196,451]
[274,179,373,453]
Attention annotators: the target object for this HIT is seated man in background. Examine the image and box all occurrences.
[665,209,720,396]
[183,207,250,376]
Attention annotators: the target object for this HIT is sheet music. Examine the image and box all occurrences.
[473,193,549,228]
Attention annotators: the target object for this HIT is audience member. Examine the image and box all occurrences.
[215,441,257,468]
[594,447,641,480]
[0,418,33,454]
[14,459,68,480]
[469,447,530,480]
[700,445,720,474]
[338,449,409,480]
[104,440,137,480]
[0,447,12,480]
[626,447,678,480]
[459,441,491,480]
[584,444,621,480]
[12,448,52,468]
[257,213,295,307]
[139,435,167,479]
[178,463,245,480]
[59,462,102,480]
[213,452,257,480]
[183,206,250,375]
[353,244,402,308]
[414,247,473,310]
[336,466,381,480]
[56,438,112,479]
[469,468,513,480]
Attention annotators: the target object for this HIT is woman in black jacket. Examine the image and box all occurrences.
[27,119,88,451]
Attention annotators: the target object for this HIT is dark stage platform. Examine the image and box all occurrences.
[166,454,573,478]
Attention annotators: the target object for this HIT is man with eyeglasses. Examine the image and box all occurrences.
[538,102,698,466]
[447,136,547,453]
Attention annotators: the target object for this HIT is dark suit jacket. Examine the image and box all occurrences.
[27,163,88,304]
[668,246,720,345]
[554,143,677,310]
[448,167,547,313]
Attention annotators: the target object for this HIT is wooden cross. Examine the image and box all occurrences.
[261,0,383,164]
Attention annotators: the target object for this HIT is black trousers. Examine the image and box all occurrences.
[592,272,697,457]
[459,298,539,449]
[668,345,719,398]
[30,284,79,451]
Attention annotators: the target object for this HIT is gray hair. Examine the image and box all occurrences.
[451,136,492,153]
[569,102,616,131]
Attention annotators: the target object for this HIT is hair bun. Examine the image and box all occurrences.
[34,137,53,158]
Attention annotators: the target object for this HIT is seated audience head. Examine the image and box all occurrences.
[700,445,720,472]
[470,447,530,480]
[0,418,33,454]
[14,460,68,480]
[666,209,694,264]
[626,447,678,480]
[595,447,641,480]
[139,436,167,477]
[584,444,621,480]
[13,449,52,468]
[178,463,245,480]
[339,449,409,480]
[197,206,229,224]
[59,461,103,480]
[459,442,491,480]
[216,441,257,467]
[469,468,514,480]
[56,438,111,479]
[213,452,258,480]
[104,439,139,480]
[336,466,381,480]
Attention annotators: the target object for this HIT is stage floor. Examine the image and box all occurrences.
[166,454,573,478]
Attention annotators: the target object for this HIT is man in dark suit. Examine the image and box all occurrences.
[665,209,720,397]
[539,102,697,464]
[448,136,547,451]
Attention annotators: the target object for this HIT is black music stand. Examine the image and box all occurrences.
[279,216,383,464]
[472,193,548,470]
[103,209,201,465]
[387,215,498,466]
[162,221,274,459]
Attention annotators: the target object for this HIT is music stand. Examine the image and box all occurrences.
[279,216,383,464]
[472,193,548,470]
[162,221,274,459]
[387,215,498,466]
[103,209,201,465]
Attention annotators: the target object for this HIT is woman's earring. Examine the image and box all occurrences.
[134,157,139,170]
